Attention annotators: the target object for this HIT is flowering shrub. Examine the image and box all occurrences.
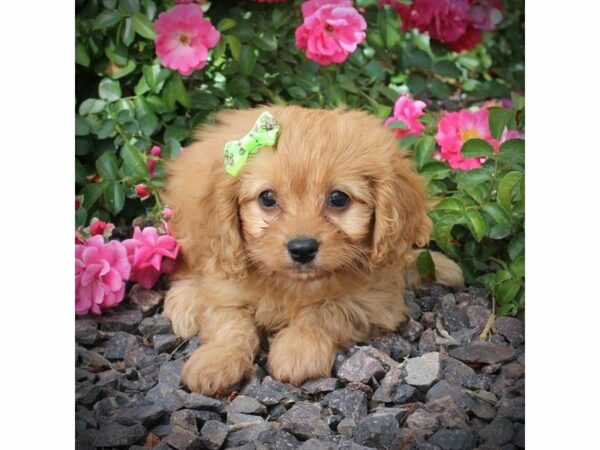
[75,0,524,315]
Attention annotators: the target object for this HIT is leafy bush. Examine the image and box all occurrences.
[75,0,525,315]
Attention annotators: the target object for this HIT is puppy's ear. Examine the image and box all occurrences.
[162,137,247,279]
[370,151,432,268]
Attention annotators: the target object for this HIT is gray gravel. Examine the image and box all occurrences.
[76,284,524,449]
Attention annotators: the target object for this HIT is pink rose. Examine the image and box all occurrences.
[75,235,131,315]
[384,94,427,138]
[89,219,107,236]
[150,145,161,156]
[435,108,494,171]
[123,227,180,289]
[154,4,220,76]
[295,1,366,66]
[147,159,157,179]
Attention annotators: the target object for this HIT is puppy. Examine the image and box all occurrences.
[162,106,463,394]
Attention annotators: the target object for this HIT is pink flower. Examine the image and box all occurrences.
[384,94,427,138]
[256,0,287,2]
[150,145,161,156]
[447,24,482,52]
[75,236,131,315]
[135,184,150,199]
[154,4,220,76]
[147,159,157,179]
[162,207,174,220]
[295,1,367,66]
[435,108,494,171]
[469,0,503,32]
[123,227,180,289]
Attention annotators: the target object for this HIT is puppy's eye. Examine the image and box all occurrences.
[327,191,350,209]
[258,190,277,208]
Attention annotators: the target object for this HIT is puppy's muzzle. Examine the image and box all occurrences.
[287,237,319,264]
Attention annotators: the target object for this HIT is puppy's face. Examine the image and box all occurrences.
[233,108,430,282]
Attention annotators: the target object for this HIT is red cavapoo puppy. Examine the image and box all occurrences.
[162,106,463,394]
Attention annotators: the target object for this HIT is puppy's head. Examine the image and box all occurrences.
[165,106,431,283]
[237,107,431,281]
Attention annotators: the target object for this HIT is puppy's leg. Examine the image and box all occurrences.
[183,308,259,395]
[268,324,336,386]
[163,277,204,339]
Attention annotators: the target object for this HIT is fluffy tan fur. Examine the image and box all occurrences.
[162,106,463,394]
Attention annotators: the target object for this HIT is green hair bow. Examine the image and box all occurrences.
[223,111,280,177]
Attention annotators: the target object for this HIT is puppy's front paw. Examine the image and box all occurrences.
[268,328,335,386]
[182,345,254,395]
[163,283,202,339]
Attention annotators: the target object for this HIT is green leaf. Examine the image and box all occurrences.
[433,219,455,253]
[388,120,408,130]
[81,183,103,209]
[239,45,257,76]
[420,161,451,180]
[511,256,525,278]
[93,9,122,30]
[508,232,525,261]
[496,280,521,306]
[414,135,436,170]
[482,203,512,229]
[139,113,159,136]
[497,171,523,210]
[464,207,486,241]
[120,143,147,177]
[165,138,181,159]
[132,12,156,40]
[435,198,463,211]
[338,79,360,94]
[75,159,87,185]
[79,99,106,116]
[488,107,512,140]
[75,115,90,136]
[461,139,494,158]
[511,92,525,111]
[98,78,122,101]
[378,6,401,48]
[498,139,525,167]
[118,0,140,14]
[227,35,242,60]
[103,182,125,215]
[478,273,496,292]
[75,207,88,228]
[218,18,237,31]
[95,152,120,180]
[122,17,135,46]
[456,168,491,188]
[75,42,90,67]
[416,250,436,281]
[432,60,461,78]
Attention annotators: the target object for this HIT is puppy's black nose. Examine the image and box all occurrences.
[287,237,319,264]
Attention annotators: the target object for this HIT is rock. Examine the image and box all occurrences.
[228,412,265,424]
[493,317,525,346]
[279,402,332,439]
[418,329,438,353]
[345,382,373,397]
[227,395,267,415]
[324,389,368,421]
[372,368,403,403]
[75,320,98,346]
[301,378,339,395]
[404,352,442,388]
[491,362,525,395]
[400,319,424,342]
[336,349,386,383]
[368,334,414,361]
[184,393,223,411]
[512,423,525,448]
[415,295,437,312]
[124,345,160,369]
[392,384,419,404]
[146,382,188,412]
[479,417,514,446]
[158,358,185,386]
[247,377,298,406]
[442,357,492,390]
[103,331,138,360]
[198,420,228,450]
[100,309,143,332]
[256,429,300,449]
[76,346,112,371]
[337,418,356,437]
[129,285,163,312]
[405,396,468,430]
[370,406,411,422]
[497,396,525,421]
[449,342,516,365]
[95,369,122,387]
[226,422,272,447]
[154,333,180,353]
[421,312,437,329]
[426,380,475,412]
[405,292,422,320]
[466,306,490,331]
[113,403,167,427]
[171,409,210,435]
[93,422,146,447]
[442,305,470,332]
[354,414,400,450]
[469,398,496,420]
[139,316,173,339]
[162,430,203,450]
[337,442,373,450]
[427,428,476,450]
[297,438,337,450]
[268,403,288,419]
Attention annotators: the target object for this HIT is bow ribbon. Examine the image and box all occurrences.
[223,111,280,177]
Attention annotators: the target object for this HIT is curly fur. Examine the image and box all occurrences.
[161,106,463,394]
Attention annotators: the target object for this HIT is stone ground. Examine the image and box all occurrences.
[76,284,525,450]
